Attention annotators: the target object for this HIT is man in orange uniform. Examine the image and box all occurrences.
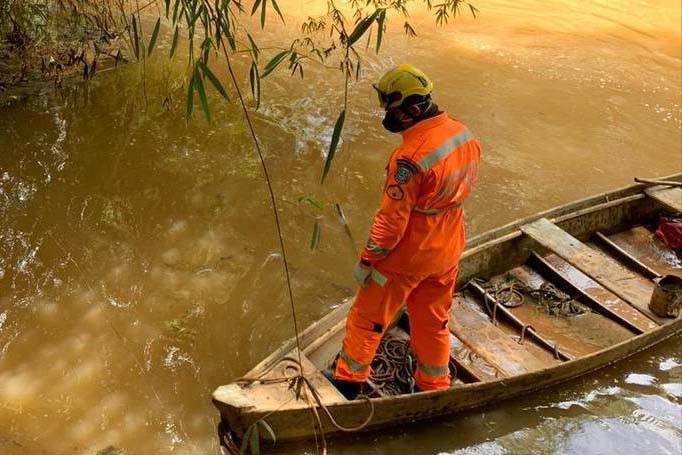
[330,64,481,399]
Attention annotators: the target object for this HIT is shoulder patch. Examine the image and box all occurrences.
[386,184,404,200]
[396,158,420,174]
[394,166,411,184]
[394,158,419,185]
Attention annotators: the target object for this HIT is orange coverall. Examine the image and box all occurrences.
[335,112,481,390]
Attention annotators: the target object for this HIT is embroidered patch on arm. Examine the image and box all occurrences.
[386,184,404,200]
[393,158,420,184]
[394,166,411,184]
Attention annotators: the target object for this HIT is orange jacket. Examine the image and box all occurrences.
[361,112,480,275]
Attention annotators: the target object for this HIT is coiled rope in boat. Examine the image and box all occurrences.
[476,275,586,316]
[368,334,416,396]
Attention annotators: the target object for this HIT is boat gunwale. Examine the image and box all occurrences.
[463,173,681,253]
[215,316,681,416]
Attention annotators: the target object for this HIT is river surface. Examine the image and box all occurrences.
[0,0,680,454]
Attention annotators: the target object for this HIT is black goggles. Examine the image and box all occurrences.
[372,84,402,108]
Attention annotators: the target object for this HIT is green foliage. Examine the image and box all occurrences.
[321,109,345,184]
[347,9,380,46]
[147,18,161,56]
[310,221,322,250]
[239,419,276,455]
[249,61,260,108]
[198,61,229,100]
[260,50,289,78]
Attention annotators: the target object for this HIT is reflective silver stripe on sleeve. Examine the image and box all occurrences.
[413,202,461,215]
[339,350,369,373]
[417,361,449,377]
[366,239,391,257]
[417,129,473,170]
[413,207,442,215]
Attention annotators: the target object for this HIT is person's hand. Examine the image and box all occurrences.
[353,261,372,287]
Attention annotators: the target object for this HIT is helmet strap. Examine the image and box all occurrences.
[400,98,435,121]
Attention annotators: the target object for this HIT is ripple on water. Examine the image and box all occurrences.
[441,441,507,455]
[531,385,624,411]
[661,383,682,398]
[625,373,658,386]
[625,394,682,428]
[659,358,681,371]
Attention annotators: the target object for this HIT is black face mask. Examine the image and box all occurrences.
[382,109,410,133]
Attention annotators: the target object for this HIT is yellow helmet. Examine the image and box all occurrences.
[373,64,434,109]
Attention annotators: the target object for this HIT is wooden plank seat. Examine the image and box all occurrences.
[608,226,682,278]
[449,295,548,376]
[521,218,667,325]
[213,349,346,412]
[645,187,682,213]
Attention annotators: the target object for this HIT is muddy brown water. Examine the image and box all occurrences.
[0,0,680,454]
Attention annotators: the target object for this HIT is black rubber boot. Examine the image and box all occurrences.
[322,370,362,400]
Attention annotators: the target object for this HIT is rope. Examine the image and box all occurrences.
[475,275,586,316]
[367,333,418,396]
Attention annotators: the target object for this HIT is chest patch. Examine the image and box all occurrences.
[394,166,412,184]
[386,184,404,200]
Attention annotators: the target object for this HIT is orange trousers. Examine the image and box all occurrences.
[335,265,457,390]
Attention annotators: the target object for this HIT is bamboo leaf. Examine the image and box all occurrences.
[170,25,179,57]
[297,196,323,210]
[194,67,211,123]
[375,9,386,53]
[260,0,267,28]
[310,221,321,250]
[198,62,229,100]
[250,424,260,455]
[271,0,285,24]
[239,425,254,455]
[347,10,379,46]
[257,420,277,445]
[227,32,237,51]
[251,0,262,15]
[172,0,181,23]
[249,62,261,109]
[260,50,289,78]
[131,14,140,60]
[321,109,345,184]
[148,18,161,56]
[247,33,259,61]
[186,69,194,119]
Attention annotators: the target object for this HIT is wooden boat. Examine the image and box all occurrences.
[213,175,682,445]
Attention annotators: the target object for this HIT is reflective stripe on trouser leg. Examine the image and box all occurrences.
[406,266,458,390]
[335,268,419,383]
[338,349,369,373]
[417,361,449,377]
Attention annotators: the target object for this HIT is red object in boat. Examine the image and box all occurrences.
[655,214,682,250]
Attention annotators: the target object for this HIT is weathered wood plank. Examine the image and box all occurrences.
[449,296,548,376]
[508,266,634,355]
[530,252,657,333]
[521,218,666,324]
[448,333,499,383]
[467,281,573,361]
[645,187,682,212]
[609,226,682,278]
[592,231,660,280]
